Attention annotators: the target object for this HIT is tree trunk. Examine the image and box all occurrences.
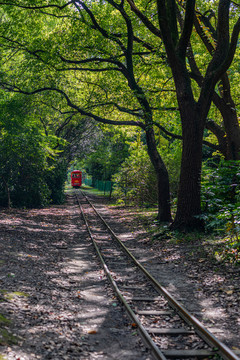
[221,109,240,160]
[156,167,172,222]
[145,127,172,222]
[212,89,240,160]
[170,102,205,230]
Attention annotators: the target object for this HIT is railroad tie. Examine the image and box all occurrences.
[146,328,195,335]
[162,349,218,358]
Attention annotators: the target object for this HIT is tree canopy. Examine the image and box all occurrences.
[0,0,239,231]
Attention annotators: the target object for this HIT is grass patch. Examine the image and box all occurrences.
[0,328,19,346]
[5,291,29,300]
[0,315,10,326]
[0,290,29,300]
[81,186,111,197]
[0,313,19,347]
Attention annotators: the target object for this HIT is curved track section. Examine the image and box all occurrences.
[76,190,239,360]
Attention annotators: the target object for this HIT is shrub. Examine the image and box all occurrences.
[0,95,66,208]
[201,160,240,263]
[46,159,68,205]
[112,145,157,206]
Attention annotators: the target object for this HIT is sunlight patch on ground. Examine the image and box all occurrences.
[119,233,132,239]
[200,299,227,319]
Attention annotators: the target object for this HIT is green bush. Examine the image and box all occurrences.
[46,159,68,205]
[201,160,240,263]
[112,145,157,206]
[0,94,66,208]
[201,160,240,231]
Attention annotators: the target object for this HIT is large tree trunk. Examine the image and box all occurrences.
[145,127,172,222]
[170,112,205,230]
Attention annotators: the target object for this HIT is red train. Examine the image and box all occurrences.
[71,170,82,188]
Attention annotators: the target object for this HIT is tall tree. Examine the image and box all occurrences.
[126,0,240,229]
[1,1,239,229]
[0,0,174,222]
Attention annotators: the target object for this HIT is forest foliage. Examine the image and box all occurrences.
[0,0,239,255]
[0,92,66,207]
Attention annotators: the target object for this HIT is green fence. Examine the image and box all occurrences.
[84,177,113,195]
[94,180,112,193]
[84,178,93,187]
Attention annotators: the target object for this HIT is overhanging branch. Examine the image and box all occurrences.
[154,122,219,150]
[0,82,146,129]
[0,1,72,9]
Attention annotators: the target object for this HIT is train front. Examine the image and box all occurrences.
[71,170,82,188]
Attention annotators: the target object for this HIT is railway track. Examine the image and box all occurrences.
[76,190,239,360]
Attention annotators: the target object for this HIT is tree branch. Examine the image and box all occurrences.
[56,66,122,72]
[198,0,240,111]
[0,1,72,9]
[58,54,126,71]
[87,101,178,115]
[177,0,196,59]
[0,35,47,62]
[156,0,179,66]
[126,0,162,38]
[154,121,219,150]
[73,0,126,53]
[0,82,146,129]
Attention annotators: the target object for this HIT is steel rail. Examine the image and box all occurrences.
[76,192,167,360]
[78,191,239,360]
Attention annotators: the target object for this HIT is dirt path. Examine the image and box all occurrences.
[0,192,239,359]
[0,195,152,360]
